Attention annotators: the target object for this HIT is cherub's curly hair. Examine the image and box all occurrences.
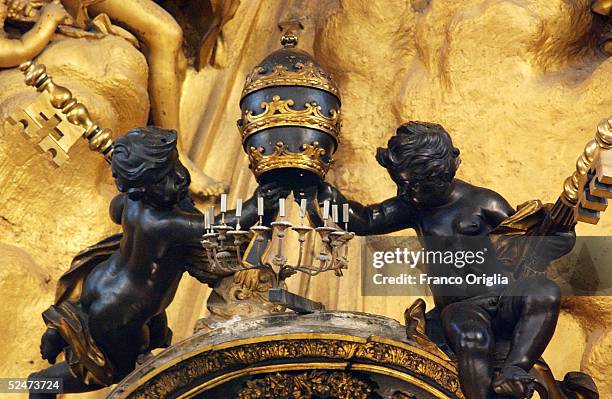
[376,121,461,183]
[111,126,183,200]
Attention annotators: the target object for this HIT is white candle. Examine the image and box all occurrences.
[257,196,264,216]
[343,203,349,223]
[300,198,307,218]
[279,198,286,218]
[332,204,339,223]
[204,211,210,229]
[323,200,330,220]
[236,198,243,217]
[208,206,215,227]
[220,193,227,213]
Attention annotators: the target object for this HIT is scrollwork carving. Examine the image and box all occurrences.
[121,337,463,399]
[237,371,373,399]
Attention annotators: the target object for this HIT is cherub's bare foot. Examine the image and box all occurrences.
[179,152,226,198]
[40,328,65,365]
[492,365,535,398]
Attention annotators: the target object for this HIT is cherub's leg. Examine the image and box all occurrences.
[88,0,185,131]
[493,276,560,397]
[88,0,225,197]
[148,311,172,349]
[441,302,496,399]
[88,303,149,379]
[28,362,103,398]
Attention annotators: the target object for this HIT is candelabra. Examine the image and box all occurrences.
[201,195,354,287]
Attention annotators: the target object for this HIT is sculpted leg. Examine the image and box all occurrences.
[442,302,495,399]
[88,0,185,131]
[88,303,149,380]
[88,0,225,196]
[493,276,561,398]
[501,277,561,370]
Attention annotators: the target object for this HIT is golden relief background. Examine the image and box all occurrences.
[0,0,611,397]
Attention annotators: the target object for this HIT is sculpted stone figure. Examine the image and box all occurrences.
[85,0,241,197]
[27,127,283,398]
[1,0,241,196]
[307,122,585,399]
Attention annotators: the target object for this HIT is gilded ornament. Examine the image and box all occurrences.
[239,95,341,142]
[247,142,331,179]
[111,334,462,399]
[242,62,341,99]
[238,26,341,183]
[237,370,373,399]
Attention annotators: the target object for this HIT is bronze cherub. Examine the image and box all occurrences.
[307,121,584,399]
[28,126,285,398]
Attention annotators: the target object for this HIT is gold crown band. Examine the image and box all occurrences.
[242,62,340,99]
[248,142,332,179]
[240,96,341,142]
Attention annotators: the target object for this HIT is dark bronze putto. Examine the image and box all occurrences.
[237,31,341,187]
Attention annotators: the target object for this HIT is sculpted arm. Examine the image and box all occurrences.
[168,212,206,244]
[109,193,125,225]
[481,189,515,228]
[314,182,417,235]
[0,2,69,68]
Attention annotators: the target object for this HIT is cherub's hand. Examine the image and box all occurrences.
[255,181,291,213]
[40,1,71,24]
[291,180,336,203]
[6,0,33,18]
[316,181,337,203]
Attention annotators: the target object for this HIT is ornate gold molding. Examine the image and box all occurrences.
[248,142,331,179]
[242,62,340,99]
[110,333,463,399]
[237,370,372,399]
[239,95,341,142]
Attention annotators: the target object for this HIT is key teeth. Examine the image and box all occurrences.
[589,177,612,199]
[38,136,69,167]
[575,206,601,225]
[579,194,608,212]
[594,149,612,185]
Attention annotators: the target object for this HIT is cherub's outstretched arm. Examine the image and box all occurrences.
[0,2,69,68]
[304,182,418,235]
[218,183,290,229]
